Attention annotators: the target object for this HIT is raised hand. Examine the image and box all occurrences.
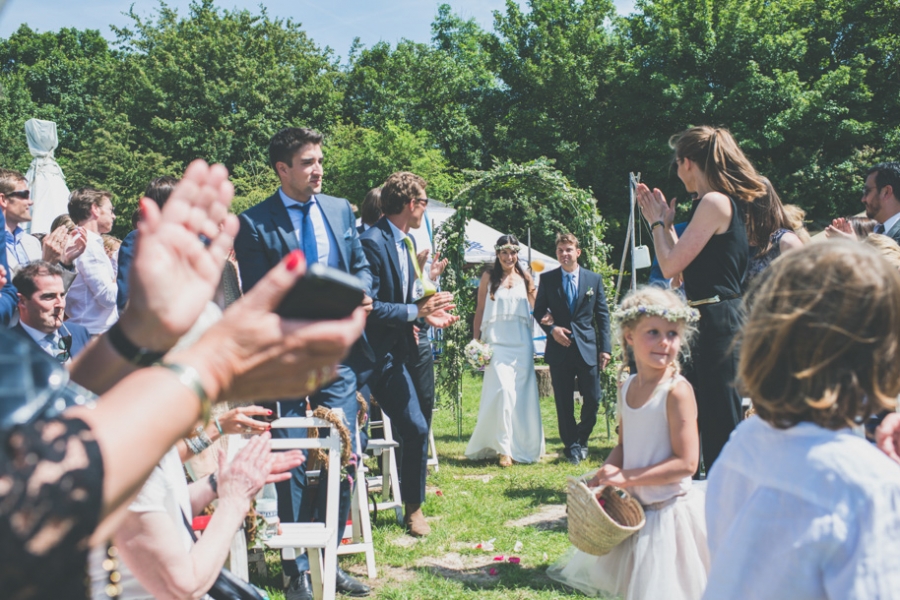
[217,405,273,435]
[824,218,856,240]
[636,183,676,228]
[424,307,459,329]
[266,449,305,484]
[118,160,239,352]
[216,433,273,508]
[429,251,448,281]
[416,290,454,318]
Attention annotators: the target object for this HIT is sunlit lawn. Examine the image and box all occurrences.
[255,372,617,599]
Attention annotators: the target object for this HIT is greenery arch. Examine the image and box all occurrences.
[432,158,617,438]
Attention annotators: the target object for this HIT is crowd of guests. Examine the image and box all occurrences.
[1,123,899,600]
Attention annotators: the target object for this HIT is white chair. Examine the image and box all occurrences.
[336,425,377,578]
[265,416,343,600]
[365,409,403,524]
[427,427,439,472]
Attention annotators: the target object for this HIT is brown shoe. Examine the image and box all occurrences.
[499,455,513,468]
[404,503,431,537]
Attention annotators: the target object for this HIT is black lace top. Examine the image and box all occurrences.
[0,417,104,599]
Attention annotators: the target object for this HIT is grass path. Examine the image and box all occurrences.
[255,372,617,599]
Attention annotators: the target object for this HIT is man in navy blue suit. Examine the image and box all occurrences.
[359,172,457,537]
[12,261,91,362]
[534,233,611,465]
[233,127,373,600]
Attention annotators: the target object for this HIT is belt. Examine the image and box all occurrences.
[688,293,741,307]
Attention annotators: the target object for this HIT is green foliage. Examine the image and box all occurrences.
[434,159,615,428]
[322,121,461,204]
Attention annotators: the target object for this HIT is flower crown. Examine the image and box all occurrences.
[612,304,700,325]
[494,243,521,252]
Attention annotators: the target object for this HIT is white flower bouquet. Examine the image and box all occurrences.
[464,339,493,370]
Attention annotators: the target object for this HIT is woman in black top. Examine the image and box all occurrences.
[637,126,766,469]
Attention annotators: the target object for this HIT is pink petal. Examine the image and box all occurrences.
[435,490,444,496]
[489,568,499,576]
[493,555,504,561]
[475,543,483,549]
[508,557,521,564]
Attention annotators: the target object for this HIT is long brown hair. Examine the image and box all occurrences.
[670,126,766,204]
[745,177,790,253]
[488,234,531,300]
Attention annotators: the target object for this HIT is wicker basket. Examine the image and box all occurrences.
[566,476,646,556]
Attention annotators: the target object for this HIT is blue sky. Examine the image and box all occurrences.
[0,0,637,59]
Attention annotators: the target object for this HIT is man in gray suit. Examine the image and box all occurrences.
[862,162,900,244]
[233,127,372,600]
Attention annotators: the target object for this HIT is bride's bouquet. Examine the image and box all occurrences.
[464,339,493,370]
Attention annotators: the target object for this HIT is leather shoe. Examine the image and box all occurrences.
[285,572,313,600]
[566,453,581,466]
[336,567,371,597]
[404,503,431,537]
[580,446,589,460]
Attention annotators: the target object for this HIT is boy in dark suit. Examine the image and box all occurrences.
[534,233,611,465]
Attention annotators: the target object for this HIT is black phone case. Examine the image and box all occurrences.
[275,263,365,320]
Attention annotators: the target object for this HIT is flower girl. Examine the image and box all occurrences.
[548,286,709,599]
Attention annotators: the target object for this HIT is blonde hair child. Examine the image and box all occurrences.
[548,286,710,600]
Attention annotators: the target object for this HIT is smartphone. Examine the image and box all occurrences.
[251,412,279,423]
[275,263,366,320]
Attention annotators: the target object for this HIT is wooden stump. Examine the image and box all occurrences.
[535,365,554,398]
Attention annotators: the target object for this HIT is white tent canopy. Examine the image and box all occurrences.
[25,119,70,234]
[407,203,560,271]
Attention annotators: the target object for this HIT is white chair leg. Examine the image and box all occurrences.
[308,547,325,600]
[427,427,439,472]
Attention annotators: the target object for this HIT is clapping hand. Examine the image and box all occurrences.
[0,264,6,288]
[824,217,856,240]
[876,413,900,465]
[119,160,239,352]
[636,183,676,229]
[424,308,459,329]
[43,225,87,265]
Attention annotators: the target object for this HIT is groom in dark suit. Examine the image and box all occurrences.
[534,232,611,465]
[233,127,372,599]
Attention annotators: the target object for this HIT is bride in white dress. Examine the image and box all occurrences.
[466,234,545,467]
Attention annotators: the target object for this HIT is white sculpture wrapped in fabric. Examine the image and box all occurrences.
[25,118,71,234]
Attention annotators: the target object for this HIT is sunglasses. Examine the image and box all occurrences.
[56,334,72,363]
[5,190,30,200]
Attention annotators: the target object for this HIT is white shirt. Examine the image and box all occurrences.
[386,219,418,322]
[88,447,200,600]
[279,189,332,266]
[5,226,42,271]
[66,229,118,334]
[704,416,900,600]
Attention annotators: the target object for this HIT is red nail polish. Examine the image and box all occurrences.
[139,199,149,220]
[285,250,304,271]
[268,410,273,415]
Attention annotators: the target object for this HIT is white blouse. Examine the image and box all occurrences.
[704,416,900,599]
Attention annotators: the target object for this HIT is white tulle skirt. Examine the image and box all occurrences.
[547,486,710,600]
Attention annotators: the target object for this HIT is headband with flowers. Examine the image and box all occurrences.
[612,304,700,325]
[494,243,521,253]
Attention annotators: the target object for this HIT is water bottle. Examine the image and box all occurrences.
[256,483,279,540]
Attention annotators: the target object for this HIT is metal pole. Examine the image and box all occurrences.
[527,227,532,274]
[629,173,639,291]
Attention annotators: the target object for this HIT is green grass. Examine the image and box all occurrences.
[253,372,617,599]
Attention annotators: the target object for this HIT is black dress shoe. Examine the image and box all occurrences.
[285,572,313,600]
[566,453,581,466]
[335,567,371,597]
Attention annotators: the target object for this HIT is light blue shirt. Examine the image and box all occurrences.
[278,189,337,268]
[386,219,419,322]
[5,226,41,271]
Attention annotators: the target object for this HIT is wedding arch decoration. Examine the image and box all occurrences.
[433,158,616,438]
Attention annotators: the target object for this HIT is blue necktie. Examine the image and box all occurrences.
[292,202,319,265]
[875,223,886,234]
[566,273,577,314]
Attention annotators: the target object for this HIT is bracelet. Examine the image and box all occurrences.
[157,362,211,426]
[184,435,209,455]
[195,426,213,446]
[214,416,224,436]
[650,220,665,231]
[208,472,218,495]
[107,321,166,367]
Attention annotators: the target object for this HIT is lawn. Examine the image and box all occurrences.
[252,372,618,599]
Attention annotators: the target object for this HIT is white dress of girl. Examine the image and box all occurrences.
[465,279,545,463]
[547,374,710,599]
